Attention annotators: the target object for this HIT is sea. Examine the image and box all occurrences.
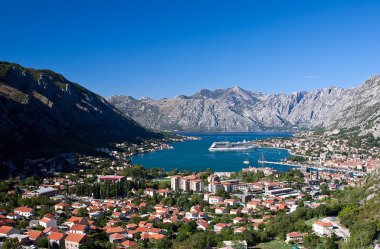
[131,132,300,173]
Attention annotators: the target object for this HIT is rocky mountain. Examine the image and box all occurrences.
[109,76,380,136]
[0,62,162,161]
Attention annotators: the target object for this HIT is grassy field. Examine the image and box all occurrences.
[253,239,293,249]
[152,177,171,182]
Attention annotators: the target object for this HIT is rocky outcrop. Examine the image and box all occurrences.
[109,77,380,136]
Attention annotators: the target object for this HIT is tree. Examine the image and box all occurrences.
[155,237,173,249]
[37,237,49,248]
[2,238,22,249]
[303,234,320,249]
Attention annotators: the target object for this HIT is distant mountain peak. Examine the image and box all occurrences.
[109,76,380,137]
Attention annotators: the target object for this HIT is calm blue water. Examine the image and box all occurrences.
[132,132,297,172]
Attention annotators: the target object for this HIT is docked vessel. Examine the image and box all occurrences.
[209,140,258,151]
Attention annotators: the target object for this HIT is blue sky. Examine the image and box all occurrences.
[1,0,380,99]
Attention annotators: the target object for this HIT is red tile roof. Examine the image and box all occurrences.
[14,207,33,213]
[65,233,87,243]
[27,230,43,240]
[48,232,65,241]
[0,226,14,234]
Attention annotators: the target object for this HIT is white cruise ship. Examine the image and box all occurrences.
[208,140,258,151]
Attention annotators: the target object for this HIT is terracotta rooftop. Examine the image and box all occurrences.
[65,233,87,243]
[48,232,65,241]
[27,230,43,240]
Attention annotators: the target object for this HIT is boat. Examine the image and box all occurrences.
[243,160,250,164]
[208,140,258,151]
[258,154,266,164]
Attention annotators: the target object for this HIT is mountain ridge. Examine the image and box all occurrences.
[0,62,163,161]
[109,76,380,136]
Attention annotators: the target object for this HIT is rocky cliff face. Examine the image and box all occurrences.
[0,62,162,160]
[109,77,380,136]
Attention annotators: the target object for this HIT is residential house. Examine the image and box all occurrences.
[14,207,34,218]
[0,226,20,237]
[65,233,90,249]
[313,221,333,236]
[286,232,304,243]
[47,232,66,248]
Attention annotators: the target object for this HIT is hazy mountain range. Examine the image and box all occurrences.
[0,62,162,161]
[109,76,380,137]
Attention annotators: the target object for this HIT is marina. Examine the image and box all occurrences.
[132,132,295,172]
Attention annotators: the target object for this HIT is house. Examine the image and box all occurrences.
[313,221,334,236]
[0,217,16,227]
[98,175,125,182]
[14,207,34,218]
[47,232,66,248]
[69,224,88,234]
[224,199,238,206]
[0,226,20,237]
[121,240,138,248]
[65,233,90,249]
[39,214,57,228]
[230,209,239,215]
[233,217,245,224]
[6,213,21,220]
[234,226,247,234]
[65,217,90,227]
[54,202,71,212]
[214,223,231,233]
[27,230,44,244]
[109,233,126,243]
[106,226,125,235]
[286,232,304,243]
[215,207,227,214]
[247,200,260,209]
[208,196,223,204]
[197,220,209,230]
[7,234,29,245]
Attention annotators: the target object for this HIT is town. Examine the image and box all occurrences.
[0,130,378,249]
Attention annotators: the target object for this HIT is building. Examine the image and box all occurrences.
[0,226,20,237]
[180,177,191,192]
[265,188,296,197]
[14,207,34,218]
[48,232,66,248]
[170,176,181,191]
[23,187,58,198]
[69,224,88,234]
[208,182,224,193]
[98,175,125,182]
[208,196,223,204]
[109,233,126,243]
[54,202,71,212]
[190,179,204,192]
[171,175,204,192]
[122,240,138,248]
[313,221,334,236]
[39,214,57,228]
[65,233,90,249]
[286,232,304,243]
[27,230,44,244]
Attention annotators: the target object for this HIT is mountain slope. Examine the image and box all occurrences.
[109,77,380,136]
[0,62,162,160]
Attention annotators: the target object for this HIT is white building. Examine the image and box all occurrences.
[313,221,333,236]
